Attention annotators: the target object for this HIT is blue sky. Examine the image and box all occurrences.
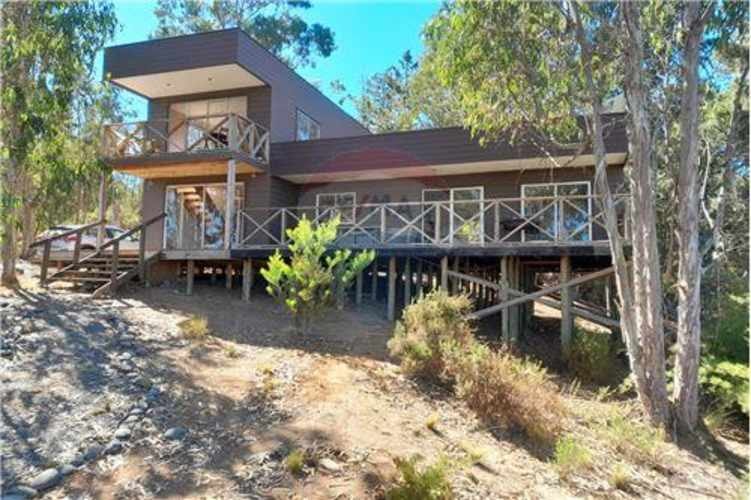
[105,0,442,119]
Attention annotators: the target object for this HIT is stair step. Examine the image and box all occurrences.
[64,277,112,283]
[59,270,133,278]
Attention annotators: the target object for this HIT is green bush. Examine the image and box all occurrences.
[261,215,374,335]
[385,455,453,500]
[700,356,749,416]
[567,329,615,385]
[388,290,474,382]
[705,293,749,364]
[553,435,592,478]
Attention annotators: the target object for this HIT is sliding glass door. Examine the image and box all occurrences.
[164,183,245,250]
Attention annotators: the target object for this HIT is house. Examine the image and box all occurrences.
[40,28,630,345]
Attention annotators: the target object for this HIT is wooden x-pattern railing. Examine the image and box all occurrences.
[103,113,271,164]
[232,194,631,250]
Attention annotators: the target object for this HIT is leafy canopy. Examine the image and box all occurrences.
[151,0,335,68]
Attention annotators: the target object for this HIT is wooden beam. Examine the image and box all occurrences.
[242,259,252,301]
[371,259,378,301]
[186,259,195,295]
[226,263,233,289]
[440,256,448,290]
[469,264,615,320]
[560,255,573,354]
[387,256,397,321]
[225,159,236,249]
[415,259,423,300]
[356,270,363,306]
[403,258,411,307]
[500,257,510,342]
[451,256,459,294]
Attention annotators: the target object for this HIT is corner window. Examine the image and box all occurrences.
[296,109,320,141]
[521,181,591,242]
[316,192,356,224]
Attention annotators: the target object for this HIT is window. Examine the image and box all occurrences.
[521,181,591,242]
[422,187,484,244]
[296,109,320,141]
[168,97,247,152]
[316,192,356,224]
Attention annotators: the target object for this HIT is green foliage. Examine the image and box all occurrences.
[567,329,616,385]
[609,463,631,491]
[599,411,664,464]
[705,294,749,363]
[285,449,306,475]
[385,455,453,500]
[553,436,592,478]
[151,0,335,68]
[178,315,210,341]
[260,215,374,334]
[699,356,749,416]
[389,291,565,445]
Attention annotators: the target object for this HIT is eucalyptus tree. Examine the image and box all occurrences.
[0,1,117,285]
[152,0,335,69]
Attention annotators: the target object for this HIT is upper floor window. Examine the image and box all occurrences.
[316,192,356,224]
[296,109,320,141]
[169,96,247,152]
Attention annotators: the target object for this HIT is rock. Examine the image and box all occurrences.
[28,468,61,491]
[114,427,132,440]
[105,439,123,455]
[319,458,342,472]
[84,322,106,335]
[2,494,30,500]
[146,387,160,401]
[129,407,144,416]
[118,352,133,361]
[164,427,187,440]
[4,485,38,498]
[59,463,76,476]
[78,443,103,463]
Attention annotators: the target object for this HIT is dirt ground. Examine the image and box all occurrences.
[2,269,748,499]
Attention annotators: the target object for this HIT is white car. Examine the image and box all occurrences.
[33,224,139,257]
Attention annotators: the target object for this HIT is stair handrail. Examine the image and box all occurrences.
[29,219,105,286]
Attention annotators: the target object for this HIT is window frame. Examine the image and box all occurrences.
[520,181,592,242]
[421,186,485,245]
[315,192,356,225]
[296,108,321,141]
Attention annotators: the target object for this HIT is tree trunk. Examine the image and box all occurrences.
[572,1,668,430]
[619,1,671,430]
[673,1,710,433]
[20,173,35,259]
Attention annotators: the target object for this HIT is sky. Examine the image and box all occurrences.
[104,0,442,120]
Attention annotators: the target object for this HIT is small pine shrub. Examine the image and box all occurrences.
[286,449,306,475]
[553,435,592,478]
[567,329,615,385]
[385,455,453,500]
[699,356,749,417]
[388,290,474,382]
[178,315,210,341]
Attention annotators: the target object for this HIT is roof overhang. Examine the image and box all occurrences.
[277,152,627,184]
[111,63,265,99]
[109,152,264,179]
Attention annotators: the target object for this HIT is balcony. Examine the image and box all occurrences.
[103,113,270,171]
[230,194,631,255]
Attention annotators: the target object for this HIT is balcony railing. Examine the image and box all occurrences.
[233,194,631,250]
[103,113,270,164]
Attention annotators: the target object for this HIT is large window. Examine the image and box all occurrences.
[296,109,320,141]
[521,181,591,242]
[422,187,484,244]
[164,183,245,250]
[316,192,356,224]
[169,97,247,152]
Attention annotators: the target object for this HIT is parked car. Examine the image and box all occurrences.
[31,224,139,258]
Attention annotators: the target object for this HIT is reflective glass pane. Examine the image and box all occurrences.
[558,183,590,241]
[453,188,483,244]
[203,186,227,249]
[522,185,556,241]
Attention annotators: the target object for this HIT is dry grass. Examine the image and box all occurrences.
[609,463,631,491]
[177,315,210,341]
[552,435,592,478]
[425,413,440,433]
[384,455,453,500]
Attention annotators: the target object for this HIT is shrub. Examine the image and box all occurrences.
[178,315,210,341]
[388,290,474,382]
[553,435,592,478]
[286,449,306,475]
[609,463,630,490]
[699,356,749,417]
[425,413,440,432]
[261,215,374,335]
[705,293,749,363]
[385,455,453,500]
[600,411,663,464]
[567,329,615,385]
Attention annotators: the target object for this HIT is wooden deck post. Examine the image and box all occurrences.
[415,259,423,300]
[560,255,573,355]
[440,256,449,290]
[451,256,460,294]
[500,257,510,342]
[242,259,252,301]
[226,262,233,289]
[510,257,521,342]
[403,258,411,307]
[356,270,363,306]
[186,259,195,295]
[371,259,378,301]
[387,256,397,321]
[225,159,236,250]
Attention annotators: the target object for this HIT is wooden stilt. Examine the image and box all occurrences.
[356,270,363,306]
[451,256,460,293]
[415,259,423,300]
[500,257,510,342]
[371,260,378,301]
[242,259,252,301]
[186,260,195,295]
[403,258,412,307]
[560,255,573,355]
[387,257,397,321]
[440,256,449,291]
[226,263,233,289]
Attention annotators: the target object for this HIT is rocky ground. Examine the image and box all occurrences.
[0,267,748,499]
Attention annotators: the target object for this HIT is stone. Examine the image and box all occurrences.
[5,485,38,498]
[318,458,342,472]
[82,444,103,463]
[129,407,144,416]
[114,427,132,440]
[28,468,61,491]
[59,463,76,476]
[146,387,160,402]
[164,427,187,440]
[84,322,106,335]
[105,439,123,455]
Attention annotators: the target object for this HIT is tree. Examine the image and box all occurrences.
[260,216,374,335]
[152,0,335,68]
[0,1,117,286]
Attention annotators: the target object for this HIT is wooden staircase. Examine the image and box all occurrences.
[30,214,165,298]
